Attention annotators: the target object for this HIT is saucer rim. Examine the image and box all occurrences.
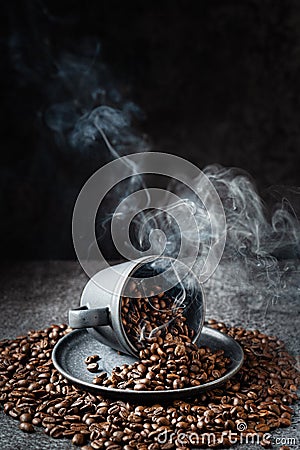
[52,325,244,400]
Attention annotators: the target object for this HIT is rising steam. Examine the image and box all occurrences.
[44,41,149,156]
[136,164,300,313]
[46,39,300,315]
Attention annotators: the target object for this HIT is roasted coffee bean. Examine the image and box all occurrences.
[86,363,99,373]
[85,355,100,365]
[72,433,86,446]
[50,426,65,438]
[279,417,292,427]
[19,422,34,433]
[19,413,32,423]
[133,383,147,390]
[32,417,42,426]
[91,440,105,449]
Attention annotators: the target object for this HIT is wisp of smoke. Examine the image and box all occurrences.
[135,164,300,314]
[44,41,148,157]
[45,39,300,316]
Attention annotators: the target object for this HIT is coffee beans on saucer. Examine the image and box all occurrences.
[91,329,230,391]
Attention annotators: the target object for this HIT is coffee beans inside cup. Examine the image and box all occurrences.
[120,287,196,351]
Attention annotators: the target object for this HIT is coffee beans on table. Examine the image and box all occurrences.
[0,320,299,449]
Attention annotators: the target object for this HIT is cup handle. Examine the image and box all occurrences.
[68,305,109,329]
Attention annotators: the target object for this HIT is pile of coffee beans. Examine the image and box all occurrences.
[121,288,195,350]
[0,320,299,449]
[93,333,230,391]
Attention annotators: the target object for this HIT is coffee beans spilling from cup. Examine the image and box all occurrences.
[93,336,230,391]
[90,290,227,391]
[92,293,230,390]
[0,320,299,449]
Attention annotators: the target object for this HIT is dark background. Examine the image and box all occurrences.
[1,0,300,259]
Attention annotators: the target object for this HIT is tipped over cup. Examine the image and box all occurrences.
[68,256,205,357]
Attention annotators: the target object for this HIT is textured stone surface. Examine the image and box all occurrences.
[0,260,299,449]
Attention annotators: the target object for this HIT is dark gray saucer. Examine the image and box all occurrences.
[52,326,244,401]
